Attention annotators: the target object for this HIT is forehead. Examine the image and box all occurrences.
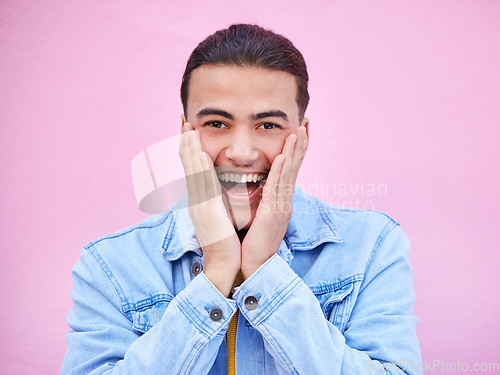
[187,65,300,121]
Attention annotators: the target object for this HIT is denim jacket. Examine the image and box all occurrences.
[61,187,422,374]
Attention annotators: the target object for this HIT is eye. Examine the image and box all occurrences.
[258,122,281,130]
[204,121,227,129]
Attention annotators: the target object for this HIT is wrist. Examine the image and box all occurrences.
[204,262,239,297]
[241,257,268,280]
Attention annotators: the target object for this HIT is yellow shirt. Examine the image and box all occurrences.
[226,272,244,375]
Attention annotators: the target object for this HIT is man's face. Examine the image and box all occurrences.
[183,65,308,230]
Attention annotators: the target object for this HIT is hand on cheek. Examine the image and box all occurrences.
[241,126,308,279]
[179,123,241,296]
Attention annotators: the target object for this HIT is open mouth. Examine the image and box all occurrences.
[217,172,267,197]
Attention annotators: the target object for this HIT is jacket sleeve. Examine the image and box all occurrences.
[60,245,237,375]
[232,223,422,375]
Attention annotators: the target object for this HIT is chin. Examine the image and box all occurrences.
[228,206,256,231]
[223,197,258,231]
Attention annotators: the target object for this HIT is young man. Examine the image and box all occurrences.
[62,24,422,374]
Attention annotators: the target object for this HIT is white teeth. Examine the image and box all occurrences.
[218,172,265,183]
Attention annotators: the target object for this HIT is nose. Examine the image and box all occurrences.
[224,129,259,166]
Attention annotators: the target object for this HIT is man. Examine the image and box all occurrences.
[61,24,421,374]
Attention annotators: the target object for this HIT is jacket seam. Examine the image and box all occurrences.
[162,208,178,251]
[84,244,131,319]
[251,276,302,327]
[180,335,212,375]
[175,296,217,339]
[309,273,364,295]
[316,199,343,242]
[87,212,172,247]
[258,324,299,375]
[364,219,399,276]
[127,295,173,313]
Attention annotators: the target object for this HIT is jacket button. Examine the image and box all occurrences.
[244,296,258,310]
[190,262,202,275]
[209,308,223,322]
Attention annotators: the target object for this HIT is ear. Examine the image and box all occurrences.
[181,114,186,132]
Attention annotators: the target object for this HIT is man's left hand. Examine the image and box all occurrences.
[241,126,308,279]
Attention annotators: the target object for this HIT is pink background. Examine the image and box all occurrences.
[1,1,499,373]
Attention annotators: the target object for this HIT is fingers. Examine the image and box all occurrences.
[291,126,308,175]
[179,127,199,204]
[182,122,194,133]
[259,126,307,217]
[260,153,285,209]
[179,123,221,205]
[180,124,206,204]
[187,131,203,175]
[200,151,222,198]
[279,126,307,190]
[279,133,297,188]
[179,123,200,176]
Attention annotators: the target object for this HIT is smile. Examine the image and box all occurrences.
[217,172,267,200]
[218,173,266,184]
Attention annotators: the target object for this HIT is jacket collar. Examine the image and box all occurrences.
[162,186,342,261]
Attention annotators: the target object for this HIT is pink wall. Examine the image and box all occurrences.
[1,1,499,373]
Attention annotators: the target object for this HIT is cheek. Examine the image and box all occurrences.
[198,134,222,163]
[262,136,288,162]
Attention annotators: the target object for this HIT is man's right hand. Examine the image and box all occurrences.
[179,123,241,297]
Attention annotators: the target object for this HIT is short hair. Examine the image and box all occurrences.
[181,24,310,121]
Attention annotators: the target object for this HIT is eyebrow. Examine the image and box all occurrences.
[250,110,289,122]
[196,107,289,122]
[196,108,234,120]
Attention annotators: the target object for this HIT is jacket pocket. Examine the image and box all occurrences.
[323,282,354,332]
[313,281,356,333]
[131,301,169,333]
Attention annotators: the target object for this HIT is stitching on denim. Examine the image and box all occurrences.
[366,220,398,268]
[181,335,212,375]
[258,324,299,375]
[261,333,267,373]
[329,206,364,213]
[250,276,302,327]
[291,236,341,250]
[316,199,343,242]
[162,208,178,251]
[132,305,169,332]
[85,244,131,318]
[322,283,353,316]
[309,273,364,295]
[87,212,172,247]
[357,220,399,296]
[175,295,213,338]
[333,299,349,332]
[328,205,400,227]
[126,294,173,313]
[175,283,235,340]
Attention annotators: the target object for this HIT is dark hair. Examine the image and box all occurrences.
[181,24,309,120]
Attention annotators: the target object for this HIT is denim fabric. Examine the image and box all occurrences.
[61,187,422,374]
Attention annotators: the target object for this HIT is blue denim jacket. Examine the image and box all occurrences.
[61,187,421,374]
